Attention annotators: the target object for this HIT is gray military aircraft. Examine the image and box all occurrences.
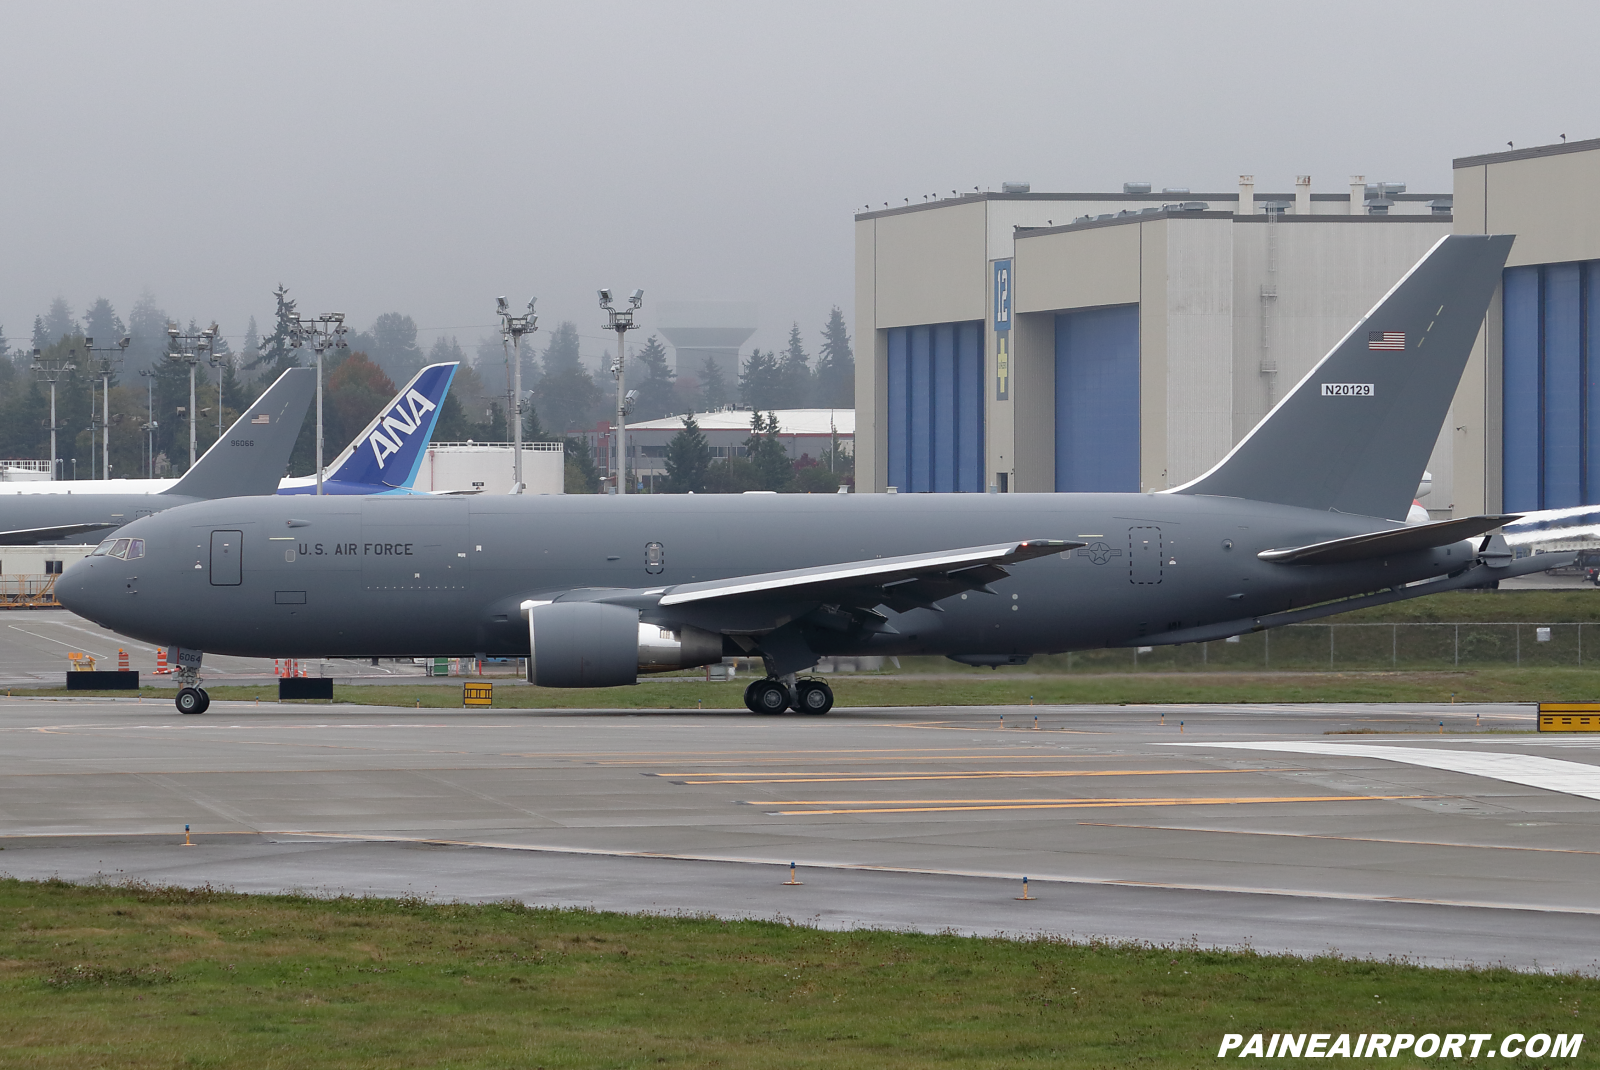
[60,234,1569,716]
[0,367,315,545]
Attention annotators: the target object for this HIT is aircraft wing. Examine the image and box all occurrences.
[0,521,118,546]
[534,539,1081,636]
[1258,514,1519,566]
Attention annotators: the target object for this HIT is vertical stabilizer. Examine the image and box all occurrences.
[281,362,458,495]
[1170,234,1513,520]
[164,367,316,499]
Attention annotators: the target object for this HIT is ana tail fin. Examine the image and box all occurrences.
[1169,234,1512,520]
[322,362,458,490]
[164,367,316,499]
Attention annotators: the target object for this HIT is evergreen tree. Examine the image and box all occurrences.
[698,356,731,410]
[562,434,599,493]
[82,299,125,349]
[662,413,711,493]
[746,411,792,491]
[42,298,75,347]
[632,335,676,421]
[126,291,172,369]
[541,321,584,376]
[739,348,782,411]
[30,316,47,351]
[350,313,423,383]
[253,285,300,379]
[778,323,812,407]
[815,306,854,406]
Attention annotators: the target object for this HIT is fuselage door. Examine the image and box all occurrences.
[1128,526,1162,585]
[210,529,243,586]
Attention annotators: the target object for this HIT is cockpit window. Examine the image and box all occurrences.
[109,539,132,560]
[125,539,144,561]
[89,540,116,557]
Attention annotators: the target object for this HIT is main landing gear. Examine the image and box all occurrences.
[743,676,833,715]
[176,686,210,715]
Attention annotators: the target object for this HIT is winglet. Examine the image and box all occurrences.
[164,366,316,499]
[1169,234,1514,520]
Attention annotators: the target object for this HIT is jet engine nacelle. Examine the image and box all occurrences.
[526,602,724,687]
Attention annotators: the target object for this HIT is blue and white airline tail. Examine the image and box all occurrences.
[278,361,458,496]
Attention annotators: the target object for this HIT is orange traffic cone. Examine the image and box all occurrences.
[118,648,129,671]
[154,648,170,674]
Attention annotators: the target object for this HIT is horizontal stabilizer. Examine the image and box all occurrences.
[1259,514,1519,566]
[166,367,316,499]
[0,521,118,546]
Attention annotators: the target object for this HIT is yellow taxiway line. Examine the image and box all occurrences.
[771,794,1432,815]
[666,768,1270,785]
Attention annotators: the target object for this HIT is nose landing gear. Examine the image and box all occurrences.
[175,686,210,715]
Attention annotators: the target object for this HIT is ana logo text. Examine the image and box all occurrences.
[367,388,439,469]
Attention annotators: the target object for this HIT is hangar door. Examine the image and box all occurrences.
[1055,305,1139,493]
[1503,262,1600,511]
[885,320,985,492]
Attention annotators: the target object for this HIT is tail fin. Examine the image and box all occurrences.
[313,362,457,492]
[1170,234,1512,520]
[164,366,316,499]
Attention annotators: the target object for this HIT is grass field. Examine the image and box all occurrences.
[0,878,1592,1069]
[15,665,1600,710]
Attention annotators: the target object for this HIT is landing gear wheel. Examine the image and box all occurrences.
[743,680,762,713]
[176,687,206,715]
[195,688,210,715]
[796,679,833,715]
[749,679,789,714]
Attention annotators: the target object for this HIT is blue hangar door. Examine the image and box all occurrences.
[885,321,985,492]
[1055,305,1139,493]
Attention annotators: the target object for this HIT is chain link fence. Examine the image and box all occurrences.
[1052,623,1599,673]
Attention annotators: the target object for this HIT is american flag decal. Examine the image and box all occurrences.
[251,414,271,425]
[1368,331,1405,351]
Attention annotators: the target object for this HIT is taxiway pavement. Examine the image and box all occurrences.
[1,694,1596,973]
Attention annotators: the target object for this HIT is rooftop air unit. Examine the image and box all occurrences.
[1001,181,1031,193]
[1123,182,1152,194]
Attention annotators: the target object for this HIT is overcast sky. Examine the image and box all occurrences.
[2,0,1595,367]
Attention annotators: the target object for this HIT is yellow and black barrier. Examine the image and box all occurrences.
[464,681,492,707]
[1537,702,1600,732]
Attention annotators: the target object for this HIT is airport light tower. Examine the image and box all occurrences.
[31,345,77,480]
[85,334,130,479]
[166,324,214,468]
[288,312,348,495]
[137,368,158,478]
[497,296,538,494]
[600,288,643,492]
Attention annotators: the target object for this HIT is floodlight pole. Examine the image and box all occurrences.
[600,288,643,492]
[290,312,348,494]
[497,297,539,494]
[85,334,129,479]
[137,369,158,478]
[166,324,213,469]
[31,346,76,480]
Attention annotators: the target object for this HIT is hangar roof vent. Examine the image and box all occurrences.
[1123,182,1151,194]
[1162,187,1190,194]
[1001,181,1031,193]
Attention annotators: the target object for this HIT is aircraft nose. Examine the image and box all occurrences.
[56,557,111,621]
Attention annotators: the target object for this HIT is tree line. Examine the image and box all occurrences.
[0,290,853,495]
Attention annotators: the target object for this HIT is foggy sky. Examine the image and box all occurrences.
[2,0,1594,368]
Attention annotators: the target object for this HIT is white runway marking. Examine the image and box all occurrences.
[1170,741,1600,801]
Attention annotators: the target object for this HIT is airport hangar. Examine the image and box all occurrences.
[853,138,1600,521]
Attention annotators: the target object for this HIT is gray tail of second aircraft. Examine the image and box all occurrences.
[1170,233,1513,521]
[164,367,316,499]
